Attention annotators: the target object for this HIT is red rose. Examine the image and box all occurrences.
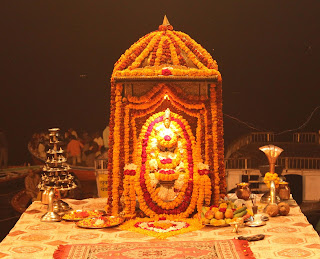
[160,158,172,164]
[164,135,171,141]
[161,68,172,76]
[79,211,89,218]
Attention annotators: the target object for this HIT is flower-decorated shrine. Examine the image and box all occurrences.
[106,16,226,218]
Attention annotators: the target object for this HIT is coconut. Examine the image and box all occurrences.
[278,202,290,216]
[265,203,279,217]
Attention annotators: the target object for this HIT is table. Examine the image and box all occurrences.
[0,197,319,259]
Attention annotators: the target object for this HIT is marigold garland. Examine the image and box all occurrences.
[127,33,161,71]
[154,35,166,66]
[113,32,155,73]
[173,31,217,70]
[210,84,220,205]
[111,27,221,79]
[122,164,137,216]
[108,82,225,214]
[135,111,199,217]
[111,84,123,215]
[215,82,226,195]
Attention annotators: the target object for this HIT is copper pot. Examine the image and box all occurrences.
[278,182,290,200]
[235,183,251,200]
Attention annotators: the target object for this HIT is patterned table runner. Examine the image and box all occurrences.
[53,239,254,259]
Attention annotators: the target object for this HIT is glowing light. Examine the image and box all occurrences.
[164,94,169,100]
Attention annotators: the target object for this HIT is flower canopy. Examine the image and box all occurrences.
[112,16,221,80]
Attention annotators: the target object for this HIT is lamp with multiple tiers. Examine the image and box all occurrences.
[39,128,76,222]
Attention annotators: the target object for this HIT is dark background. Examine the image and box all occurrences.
[1,1,319,165]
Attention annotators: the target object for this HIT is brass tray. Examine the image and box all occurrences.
[76,216,124,229]
[62,210,105,221]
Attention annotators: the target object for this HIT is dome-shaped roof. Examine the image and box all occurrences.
[112,16,220,79]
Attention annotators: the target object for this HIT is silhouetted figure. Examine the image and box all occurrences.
[0,129,8,169]
[38,137,46,160]
[67,135,84,166]
[68,128,78,139]
[25,169,41,201]
[103,124,110,150]
[84,140,99,167]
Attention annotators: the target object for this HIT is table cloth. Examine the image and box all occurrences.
[0,197,319,259]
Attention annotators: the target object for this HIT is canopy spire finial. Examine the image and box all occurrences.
[162,15,170,26]
[159,15,173,31]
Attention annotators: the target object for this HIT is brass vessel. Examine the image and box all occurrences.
[278,182,291,200]
[235,183,251,200]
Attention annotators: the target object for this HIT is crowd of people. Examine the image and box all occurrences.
[29,126,109,167]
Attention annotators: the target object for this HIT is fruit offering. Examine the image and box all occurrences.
[263,172,280,188]
[200,200,251,227]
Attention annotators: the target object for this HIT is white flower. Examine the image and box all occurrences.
[174,174,185,190]
[94,219,105,226]
[197,162,209,170]
[149,159,158,170]
[149,173,159,188]
[124,163,137,171]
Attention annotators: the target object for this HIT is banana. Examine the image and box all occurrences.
[234,206,247,215]
[234,210,247,218]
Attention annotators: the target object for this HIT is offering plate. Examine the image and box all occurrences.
[62,209,105,221]
[76,216,124,229]
[245,220,266,227]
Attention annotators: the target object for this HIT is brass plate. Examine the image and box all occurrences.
[245,220,266,227]
[76,216,125,229]
[62,210,105,221]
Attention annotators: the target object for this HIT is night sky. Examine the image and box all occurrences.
[1,1,319,165]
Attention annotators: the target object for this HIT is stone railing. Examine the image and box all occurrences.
[225,132,274,159]
[277,157,320,170]
[225,132,320,160]
[293,132,319,143]
[225,157,320,170]
[224,158,257,169]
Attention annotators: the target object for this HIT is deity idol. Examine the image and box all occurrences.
[147,108,186,202]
